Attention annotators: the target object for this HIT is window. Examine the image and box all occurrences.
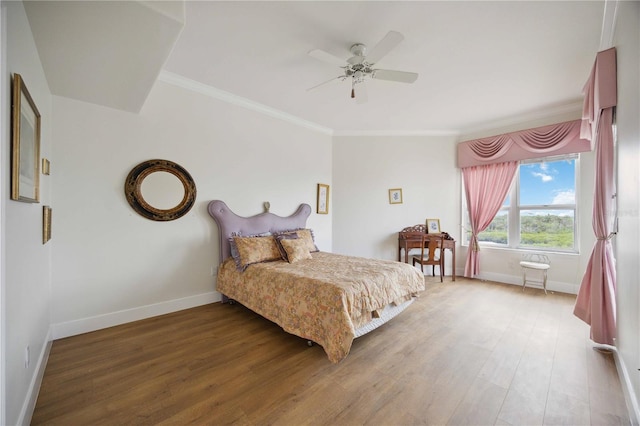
[464,154,578,252]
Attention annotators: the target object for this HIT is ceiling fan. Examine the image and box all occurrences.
[307,31,418,103]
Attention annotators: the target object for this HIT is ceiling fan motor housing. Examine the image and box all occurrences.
[350,43,367,57]
[344,44,370,83]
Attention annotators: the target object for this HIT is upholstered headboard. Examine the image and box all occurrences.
[207,200,312,262]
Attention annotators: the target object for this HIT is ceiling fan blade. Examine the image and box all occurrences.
[308,49,346,67]
[372,69,418,84]
[307,76,342,92]
[365,31,404,65]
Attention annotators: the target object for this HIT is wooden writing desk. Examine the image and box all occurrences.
[398,225,456,281]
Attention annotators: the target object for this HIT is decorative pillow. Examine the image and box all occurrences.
[275,233,298,261]
[232,235,281,271]
[275,228,318,253]
[229,231,271,270]
[280,238,313,263]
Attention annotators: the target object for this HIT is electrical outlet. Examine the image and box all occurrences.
[24,346,30,369]
[211,266,218,276]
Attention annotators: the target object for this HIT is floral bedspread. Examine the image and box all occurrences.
[217,252,425,363]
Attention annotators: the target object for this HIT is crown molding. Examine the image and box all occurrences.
[332,129,460,137]
[158,71,333,135]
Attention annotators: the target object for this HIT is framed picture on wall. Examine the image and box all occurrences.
[317,183,329,214]
[42,158,51,175]
[11,73,41,203]
[389,188,403,204]
[43,205,52,244]
[426,218,441,234]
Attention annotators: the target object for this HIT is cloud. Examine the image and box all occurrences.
[552,190,575,204]
[532,171,553,182]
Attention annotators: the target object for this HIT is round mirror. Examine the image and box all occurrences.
[124,159,196,221]
[140,171,185,210]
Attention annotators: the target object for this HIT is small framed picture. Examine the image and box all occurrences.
[426,218,441,234]
[317,183,329,214]
[43,205,52,244]
[389,188,403,204]
[42,158,50,175]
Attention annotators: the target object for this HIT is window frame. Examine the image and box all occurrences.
[462,153,580,253]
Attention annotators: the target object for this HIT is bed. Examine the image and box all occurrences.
[208,200,425,363]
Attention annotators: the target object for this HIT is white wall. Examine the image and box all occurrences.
[50,79,332,336]
[332,134,459,275]
[3,2,53,425]
[612,0,640,420]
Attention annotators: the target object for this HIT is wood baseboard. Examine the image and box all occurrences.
[51,292,219,340]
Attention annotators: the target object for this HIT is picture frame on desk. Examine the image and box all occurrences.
[426,218,441,233]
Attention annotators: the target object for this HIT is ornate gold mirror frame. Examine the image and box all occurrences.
[124,159,196,221]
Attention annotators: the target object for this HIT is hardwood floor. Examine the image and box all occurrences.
[32,278,630,425]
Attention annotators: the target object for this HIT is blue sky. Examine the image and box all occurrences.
[519,159,576,206]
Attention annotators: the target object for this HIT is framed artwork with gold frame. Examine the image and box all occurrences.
[426,218,441,234]
[389,188,403,204]
[317,183,329,214]
[43,206,52,244]
[11,73,41,203]
[42,158,51,175]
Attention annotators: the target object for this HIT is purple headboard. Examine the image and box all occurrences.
[208,200,312,262]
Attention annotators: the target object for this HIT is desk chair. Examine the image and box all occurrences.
[412,233,445,282]
[520,253,550,294]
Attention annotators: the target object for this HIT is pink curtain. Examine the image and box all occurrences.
[574,48,617,345]
[462,161,518,277]
[458,120,591,168]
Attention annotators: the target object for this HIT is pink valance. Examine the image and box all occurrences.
[580,47,617,141]
[457,119,591,168]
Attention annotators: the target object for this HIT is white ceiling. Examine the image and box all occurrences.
[25,1,607,135]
